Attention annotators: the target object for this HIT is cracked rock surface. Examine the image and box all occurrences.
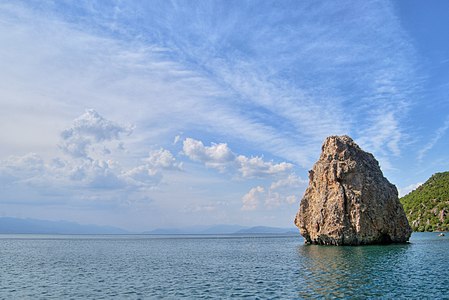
[295,135,412,245]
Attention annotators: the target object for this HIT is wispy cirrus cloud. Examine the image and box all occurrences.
[0,1,426,229]
[147,1,418,166]
[418,116,449,161]
[0,1,418,169]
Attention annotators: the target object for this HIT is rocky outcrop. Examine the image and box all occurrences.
[295,135,412,245]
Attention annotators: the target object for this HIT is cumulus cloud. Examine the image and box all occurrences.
[145,148,182,170]
[0,109,182,205]
[122,165,162,187]
[270,174,305,190]
[69,159,126,190]
[264,191,298,208]
[60,109,133,159]
[123,148,180,187]
[183,137,300,211]
[0,149,179,199]
[0,153,45,185]
[237,155,293,178]
[0,154,125,190]
[183,137,292,178]
[241,186,264,211]
[1,152,44,174]
[265,191,283,208]
[182,138,235,172]
[241,173,306,210]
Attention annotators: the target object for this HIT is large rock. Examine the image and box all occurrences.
[295,135,412,245]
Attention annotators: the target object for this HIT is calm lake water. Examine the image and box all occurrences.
[0,232,448,299]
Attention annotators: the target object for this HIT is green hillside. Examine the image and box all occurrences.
[400,172,449,232]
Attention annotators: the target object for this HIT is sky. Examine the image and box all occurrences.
[1,0,448,231]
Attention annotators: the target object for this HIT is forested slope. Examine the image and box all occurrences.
[400,172,449,231]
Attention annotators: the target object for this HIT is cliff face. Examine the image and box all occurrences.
[295,135,411,245]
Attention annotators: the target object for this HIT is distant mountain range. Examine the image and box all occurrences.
[234,226,297,234]
[0,217,129,234]
[144,225,297,235]
[0,217,298,235]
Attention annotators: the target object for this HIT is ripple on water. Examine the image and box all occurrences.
[0,233,448,298]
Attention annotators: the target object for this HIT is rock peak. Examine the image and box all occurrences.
[295,135,411,245]
[325,134,354,144]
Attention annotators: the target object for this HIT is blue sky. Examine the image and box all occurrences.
[0,1,448,231]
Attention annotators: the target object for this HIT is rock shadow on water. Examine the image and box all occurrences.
[295,242,411,298]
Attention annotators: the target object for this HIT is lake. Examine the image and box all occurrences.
[0,232,448,298]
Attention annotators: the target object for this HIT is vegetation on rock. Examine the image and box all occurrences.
[400,172,449,232]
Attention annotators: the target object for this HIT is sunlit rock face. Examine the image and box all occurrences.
[295,135,412,245]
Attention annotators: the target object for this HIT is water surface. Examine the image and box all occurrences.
[1,232,448,298]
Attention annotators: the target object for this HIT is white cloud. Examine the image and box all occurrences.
[145,148,182,170]
[0,109,181,204]
[0,1,419,172]
[122,165,161,187]
[182,138,235,172]
[0,1,424,229]
[285,195,297,205]
[123,148,180,187]
[2,152,44,174]
[168,1,418,167]
[70,159,125,190]
[236,155,293,178]
[241,173,305,211]
[184,203,217,213]
[358,111,402,157]
[269,174,305,190]
[265,173,305,208]
[0,153,44,185]
[60,109,133,159]
[183,137,293,178]
[241,186,264,211]
[181,137,304,211]
[173,135,181,145]
[264,191,282,208]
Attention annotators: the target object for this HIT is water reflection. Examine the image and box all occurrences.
[296,243,410,298]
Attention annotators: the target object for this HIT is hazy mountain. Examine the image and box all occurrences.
[0,217,128,234]
[199,224,249,234]
[144,228,190,234]
[0,217,299,235]
[144,224,248,235]
[144,225,297,235]
[234,226,297,234]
